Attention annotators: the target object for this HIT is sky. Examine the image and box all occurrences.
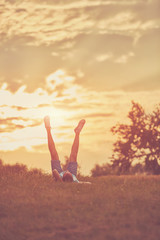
[0,0,160,175]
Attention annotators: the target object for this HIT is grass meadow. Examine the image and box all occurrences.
[0,163,160,240]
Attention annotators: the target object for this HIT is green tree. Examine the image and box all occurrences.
[111,101,160,174]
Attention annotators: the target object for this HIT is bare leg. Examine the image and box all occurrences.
[69,133,80,162]
[69,119,85,162]
[44,116,59,161]
[46,129,59,160]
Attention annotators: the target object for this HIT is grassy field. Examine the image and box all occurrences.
[0,164,160,240]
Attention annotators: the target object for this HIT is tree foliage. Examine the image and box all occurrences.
[91,101,160,177]
[111,101,160,174]
[91,164,113,177]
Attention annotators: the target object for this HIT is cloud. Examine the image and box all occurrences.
[0,117,42,133]
[0,0,159,94]
[0,0,159,48]
[115,51,135,63]
[82,113,114,118]
[11,105,28,111]
[96,53,113,62]
[51,52,59,57]
[0,68,160,172]
[46,69,75,90]
[95,51,135,64]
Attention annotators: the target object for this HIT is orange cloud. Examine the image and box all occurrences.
[1,0,159,47]
[0,117,42,133]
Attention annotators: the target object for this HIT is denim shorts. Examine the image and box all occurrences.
[51,160,78,176]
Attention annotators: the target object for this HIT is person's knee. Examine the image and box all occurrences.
[69,156,77,162]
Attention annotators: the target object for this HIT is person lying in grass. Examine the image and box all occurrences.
[44,116,90,183]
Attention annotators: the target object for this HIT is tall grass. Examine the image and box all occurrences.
[0,160,160,240]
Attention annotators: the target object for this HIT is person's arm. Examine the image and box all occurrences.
[78,181,91,184]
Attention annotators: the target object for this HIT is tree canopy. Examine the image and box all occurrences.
[111,101,160,174]
[91,101,160,177]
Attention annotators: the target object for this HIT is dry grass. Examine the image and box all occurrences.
[0,162,160,240]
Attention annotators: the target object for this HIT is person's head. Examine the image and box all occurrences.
[62,171,73,182]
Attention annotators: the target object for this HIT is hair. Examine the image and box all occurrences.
[62,172,73,182]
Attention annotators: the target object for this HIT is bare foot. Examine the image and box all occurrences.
[44,116,51,129]
[74,119,86,134]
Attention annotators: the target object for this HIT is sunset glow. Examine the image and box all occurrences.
[0,0,160,175]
